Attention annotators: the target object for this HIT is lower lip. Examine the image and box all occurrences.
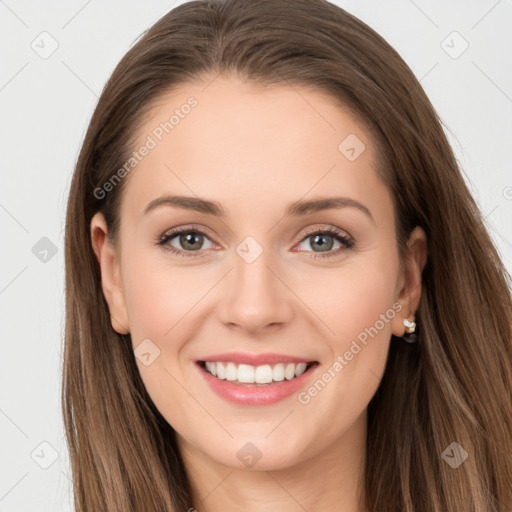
[196,361,319,406]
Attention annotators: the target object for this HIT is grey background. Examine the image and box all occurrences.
[1,0,511,510]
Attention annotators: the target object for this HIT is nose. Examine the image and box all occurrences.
[216,247,295,335]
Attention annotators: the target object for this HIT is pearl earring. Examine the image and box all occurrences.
[403,318,416,333]
[401,318,418,344]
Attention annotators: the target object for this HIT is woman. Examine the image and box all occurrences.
[62,0,512,510]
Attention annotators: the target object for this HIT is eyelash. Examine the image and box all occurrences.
[156,224,354,260]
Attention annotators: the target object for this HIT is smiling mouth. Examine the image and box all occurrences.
[197,360,319,386]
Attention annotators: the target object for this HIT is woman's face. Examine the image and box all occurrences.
[91,73,426,471]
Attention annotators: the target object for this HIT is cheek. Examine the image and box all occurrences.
[297,254,399,398]
[124,269,177,342]
[121,253,201,426]
[298,254,400,414]
[299,255,399,349]
[122,248,204,343]
[338,266,397,340]
[121,250,218,399]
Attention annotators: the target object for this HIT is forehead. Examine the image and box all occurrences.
[120,74,390,223]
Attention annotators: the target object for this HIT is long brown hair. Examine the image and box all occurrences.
[62,1,512,510]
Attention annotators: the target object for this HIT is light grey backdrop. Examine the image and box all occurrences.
[1,0,511,510]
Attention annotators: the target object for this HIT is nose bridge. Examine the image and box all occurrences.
[216,235,293,331]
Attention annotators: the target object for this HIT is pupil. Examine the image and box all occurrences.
[312,234,333,252]
[181,232,202,250]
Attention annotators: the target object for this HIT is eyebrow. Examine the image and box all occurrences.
[143,194,374,223]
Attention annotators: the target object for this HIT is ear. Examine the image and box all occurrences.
[391,226,428,337]
[90,212,130,334]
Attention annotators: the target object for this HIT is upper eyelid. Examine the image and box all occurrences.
[159,224,218,245]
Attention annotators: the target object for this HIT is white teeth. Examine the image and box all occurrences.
[273,363,285,382]
[205,361,217,376]
[203,361,313,383]
[284,363,295,380]
[225,362,238,381]
[255,364,273,384]
[295,362,307,377]
[216,362,226,379]
[237,364,254,383]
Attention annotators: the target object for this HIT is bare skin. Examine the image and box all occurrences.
[91,73,427,512]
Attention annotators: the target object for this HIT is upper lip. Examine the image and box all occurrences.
[198,352,317,366]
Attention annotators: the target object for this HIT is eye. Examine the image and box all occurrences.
[157,225,216,258]
[295,226,354,259]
